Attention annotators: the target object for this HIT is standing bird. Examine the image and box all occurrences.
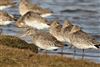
[0,0,17,10]
[0,11,16,34]
[61,20,77,57]
[61,20,74,45]
[49,20,66,52]
[49,20,65,43]
[16,11,50,30]
[22,28,64,54]
[68,25,100,58]
[19,0,53,17]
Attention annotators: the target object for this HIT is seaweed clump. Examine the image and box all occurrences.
[0,35,38,53]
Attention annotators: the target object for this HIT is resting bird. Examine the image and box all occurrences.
[19,0,53,17]
[22,28,64,54]
[16,11,50,30]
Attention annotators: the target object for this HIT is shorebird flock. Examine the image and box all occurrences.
[0,0,100,57]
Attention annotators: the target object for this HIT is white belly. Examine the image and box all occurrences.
[72,43,97,49]
[0,5,11,10]
[41,13,53,17]
[25,20,49,29]
[36,42,59,50]
[0,21,14,25]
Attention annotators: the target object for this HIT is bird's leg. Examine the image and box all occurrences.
[45,50,48,56]
[73,47,76,59]
[61,45,64,56]
[0,29,2,35]
[82,49,85,59]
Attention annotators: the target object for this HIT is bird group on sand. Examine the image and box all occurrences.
[0,0,100,58]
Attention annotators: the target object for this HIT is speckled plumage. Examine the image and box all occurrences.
[24,28,63,50]
[0,11,16,34]
[61,20,73,43]
[16,11,49,29]
[0,11,15,25]
[19,0,53,17]
[0,0,16,10]
[68,25,100,49]
[49,20,65,42]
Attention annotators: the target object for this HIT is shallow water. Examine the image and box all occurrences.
[1,0,100,63]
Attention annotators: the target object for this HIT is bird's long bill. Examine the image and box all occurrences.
[20,33,28,37]
[41,13,53,17]
[21,28,32,37]
[20,30,30,37]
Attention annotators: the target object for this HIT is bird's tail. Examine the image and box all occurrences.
[94,41,100,49]
[94,45,100,49]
